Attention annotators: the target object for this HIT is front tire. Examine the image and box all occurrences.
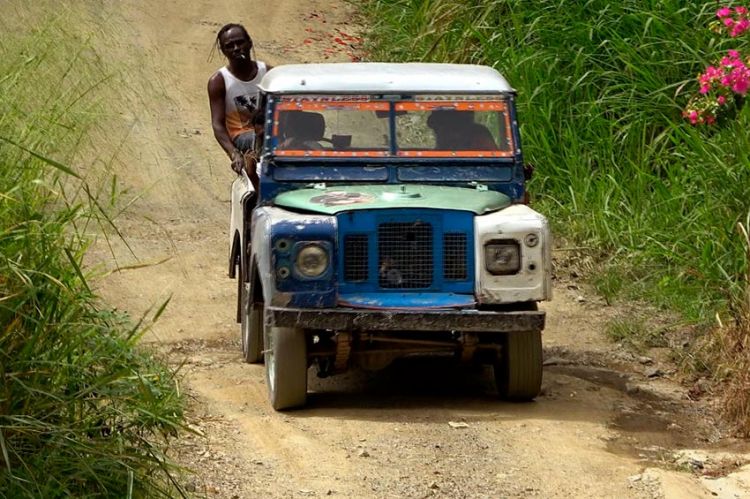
[240,280,264,363]
[264,322,308,410]
[494,330,543,401]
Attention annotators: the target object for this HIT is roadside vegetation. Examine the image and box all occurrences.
[364,0,750,432]
[0,4,184,497]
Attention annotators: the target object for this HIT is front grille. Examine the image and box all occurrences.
[378,222,433,288]
[444,233,468,280]
[344,234,369,281]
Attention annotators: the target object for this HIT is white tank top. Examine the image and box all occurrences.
[219,61,267,140]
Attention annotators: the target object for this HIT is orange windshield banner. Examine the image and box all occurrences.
[395,101,507,112]
[275,150,390,158]
[274,150,513,158]
[275,101,389,111]
[397,150,513,158]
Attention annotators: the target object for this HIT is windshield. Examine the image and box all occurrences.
[271,95,514,158]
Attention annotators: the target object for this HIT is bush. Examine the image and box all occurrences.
[364,0,750,319]
[364,0,750,430]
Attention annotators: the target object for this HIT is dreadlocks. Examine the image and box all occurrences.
[215,23,252,50]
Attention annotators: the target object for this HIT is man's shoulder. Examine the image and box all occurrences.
[209,67,227,82]
[258,61,272,73]
[208,69,226,90]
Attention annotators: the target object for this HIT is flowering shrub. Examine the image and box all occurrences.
[684,5,750,125]
[684,50,750,124]
[713,6,750,37]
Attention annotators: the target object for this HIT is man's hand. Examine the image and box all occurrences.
[230,150,245,174]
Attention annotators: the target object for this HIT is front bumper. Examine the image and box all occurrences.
[267,306,545,332]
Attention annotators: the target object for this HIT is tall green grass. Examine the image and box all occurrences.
[364,0,750,321]
[0,4,183,497]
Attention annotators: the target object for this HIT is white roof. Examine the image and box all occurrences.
[258,63,514,95]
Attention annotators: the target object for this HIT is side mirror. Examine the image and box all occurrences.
[524,163,535,181]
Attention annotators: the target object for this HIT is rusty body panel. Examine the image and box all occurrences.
[267,306,545,332]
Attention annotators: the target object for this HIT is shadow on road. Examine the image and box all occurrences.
[180,337,719,458]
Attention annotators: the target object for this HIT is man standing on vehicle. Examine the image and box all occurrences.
[208,23,271,190]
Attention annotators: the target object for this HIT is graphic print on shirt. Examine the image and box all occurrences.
[234,94,258,127]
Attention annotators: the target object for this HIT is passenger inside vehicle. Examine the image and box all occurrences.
[427,110,498,151]
[279,111,327,150]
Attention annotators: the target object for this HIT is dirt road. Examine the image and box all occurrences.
[90,1,750,497]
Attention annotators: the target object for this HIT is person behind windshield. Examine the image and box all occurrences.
[278,111,327,150]
[427,110,498,151]
[207,23,272,190]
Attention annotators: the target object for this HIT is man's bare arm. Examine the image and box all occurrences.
[208,72,244,172]
[246,156,260,192]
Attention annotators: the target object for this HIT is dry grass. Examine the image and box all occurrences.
[720,219,750,436]
[690,216,750,435]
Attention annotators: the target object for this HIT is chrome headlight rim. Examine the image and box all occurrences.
[484,239,521,276]
[524,233,539,248]
[294,242,330,279]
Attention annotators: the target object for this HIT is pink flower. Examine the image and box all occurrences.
[684,15,750,126]
[733,79,749,94]
[732,19,750,37]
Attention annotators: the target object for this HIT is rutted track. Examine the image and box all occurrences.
[91,1,750,497]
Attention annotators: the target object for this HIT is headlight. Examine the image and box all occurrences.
[295,244,330,278]
[484,241,520,275]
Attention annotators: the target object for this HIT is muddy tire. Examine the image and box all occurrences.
[240,280,263,363]
[494,330,543,401]
[264,323,307,410]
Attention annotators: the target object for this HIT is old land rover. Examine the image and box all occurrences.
[229,63,551,410]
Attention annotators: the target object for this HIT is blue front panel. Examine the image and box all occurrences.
[397,165,513,182]
[273,165,389,182]
[337,209,474,295]
[271,219,337,308]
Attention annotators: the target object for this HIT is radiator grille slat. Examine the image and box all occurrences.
[444,233,468,280]
[378,222,433,288]
[343,234,369,282]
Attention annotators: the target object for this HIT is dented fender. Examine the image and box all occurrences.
[475,204,552,304]
[250,206,337,307]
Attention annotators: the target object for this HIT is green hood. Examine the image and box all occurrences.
[273,184,511,215]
